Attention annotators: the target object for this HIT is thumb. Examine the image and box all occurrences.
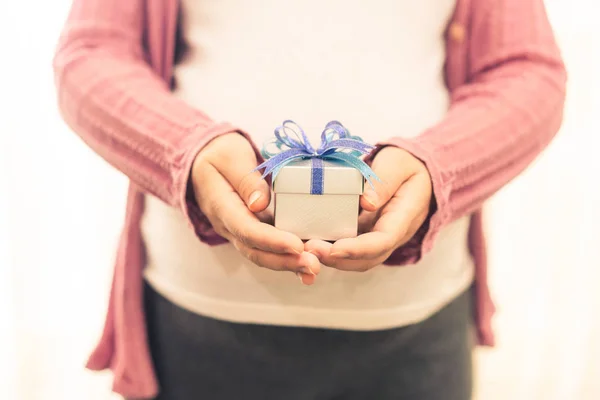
[237,170,271,213]
[360,146,410,212]
[214,137,271,213]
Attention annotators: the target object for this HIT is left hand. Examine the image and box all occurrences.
[305,146,433,272]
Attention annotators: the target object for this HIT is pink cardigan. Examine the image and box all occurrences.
[53,0,566,398]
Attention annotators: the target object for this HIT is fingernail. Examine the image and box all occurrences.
[363,193,377,208]
[330,251,350,258]
[288,248,302,255]
[248,191,262,207]
[298,266,316,276]
[296,272,307,285]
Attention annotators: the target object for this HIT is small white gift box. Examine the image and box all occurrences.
[273,159,364,241]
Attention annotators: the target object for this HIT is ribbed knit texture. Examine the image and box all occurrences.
[53,0,566,398]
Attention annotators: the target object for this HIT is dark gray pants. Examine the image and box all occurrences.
[143,283,473,400]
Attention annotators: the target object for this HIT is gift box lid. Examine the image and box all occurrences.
[273,159,364,195]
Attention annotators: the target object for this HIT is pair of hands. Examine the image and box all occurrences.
[191,133,433,285]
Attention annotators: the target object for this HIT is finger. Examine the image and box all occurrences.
[392,207,430,247]
[372,174,431,240]
[360,147,412,212]
[305,239,388,271]
[304,239,333,257]
[212,137,271,213]
[297,272,317,285]
[233,239,321,276]
[357,209,378,235]
[255,208,274,225]
[327,174,431,262]
[222,205,304,254]
[330,232,397,260]
[199,165,304,254]
[237,170,272,213]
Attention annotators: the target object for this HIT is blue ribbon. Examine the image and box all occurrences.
[254,120,379,195]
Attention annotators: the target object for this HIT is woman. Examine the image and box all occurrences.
[53,0,566,399]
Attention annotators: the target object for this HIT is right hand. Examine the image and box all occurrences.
[191,132,320,284]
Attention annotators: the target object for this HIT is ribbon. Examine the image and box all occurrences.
[254,120,379,195]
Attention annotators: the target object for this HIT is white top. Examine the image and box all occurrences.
[142,0,475,330]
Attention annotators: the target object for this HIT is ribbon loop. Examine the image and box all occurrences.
[254,120,380,194]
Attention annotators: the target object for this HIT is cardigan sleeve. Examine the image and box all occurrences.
[52,0,251,243]
[379,0,567,265]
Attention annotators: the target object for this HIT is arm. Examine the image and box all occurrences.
[53,0,319,277]
[52,0,239,240]
[306,0,567,267]
[381,0,567,264]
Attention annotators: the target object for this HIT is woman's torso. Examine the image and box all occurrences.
[142,0,474,330]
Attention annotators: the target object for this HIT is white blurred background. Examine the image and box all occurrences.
[1,1,599,399]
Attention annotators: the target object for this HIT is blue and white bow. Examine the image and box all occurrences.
[254,120,380,195]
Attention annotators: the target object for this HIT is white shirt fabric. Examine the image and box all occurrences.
[142,0,475,330]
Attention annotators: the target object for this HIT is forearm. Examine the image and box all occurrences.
[52,0,250,240]
[379,0,567,264]
[385,57,566,225]
[54,35,238,207]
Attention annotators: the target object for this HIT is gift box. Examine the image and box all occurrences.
[255,120,378,242]
[273,158,364,241]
